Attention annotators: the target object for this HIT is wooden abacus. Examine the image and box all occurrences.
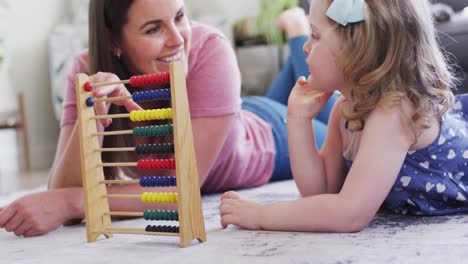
[75,61,206,247]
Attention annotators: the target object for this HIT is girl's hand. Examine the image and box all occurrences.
[287,76,334,120]
[220,191,263,230]
[89,72,142,128]
[0,190,80,237]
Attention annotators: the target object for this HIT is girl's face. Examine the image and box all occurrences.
[303,0,346,93]
[116,0,191,75]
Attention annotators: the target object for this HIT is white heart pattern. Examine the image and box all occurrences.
[459,183,466,192]
[454,101,462,110]
[400,176,411,187]
[436,183,446,193]
[447,149,456,160]
[456,173,465,180]
[431,155,437,160]
[438,135,446,145]
[449,128,456,137]
[420,161,430,169]
[426,182,435,192]
[464,150,468,159]
[461,129,467,137]
[456,193,466,202]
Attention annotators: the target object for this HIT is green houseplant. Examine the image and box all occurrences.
[257,0,299,45]
[234,0,299,46]
[233,0,300,96]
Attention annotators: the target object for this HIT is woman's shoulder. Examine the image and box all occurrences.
[71,49,89,73]
[190,21,230,51]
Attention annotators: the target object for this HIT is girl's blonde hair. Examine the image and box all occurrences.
[328,0,456,132]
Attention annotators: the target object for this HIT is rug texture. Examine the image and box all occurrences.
[1,180,468,264]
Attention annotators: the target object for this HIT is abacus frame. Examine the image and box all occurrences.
[75,61,206,247]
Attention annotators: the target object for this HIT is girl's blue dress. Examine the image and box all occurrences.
[345,94,468,215]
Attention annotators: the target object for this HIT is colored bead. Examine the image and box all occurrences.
[86,97,94,107]
[131,89,171,102]
[129,72,170,87]
[139,176,176,187]
[84,81,93,92]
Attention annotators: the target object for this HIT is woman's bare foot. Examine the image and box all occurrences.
[276,7,310,39]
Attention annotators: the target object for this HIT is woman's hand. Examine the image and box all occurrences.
[89,72,142,128]
[0,189,82,237]
[287,76,334,120]
[220,191,264,230]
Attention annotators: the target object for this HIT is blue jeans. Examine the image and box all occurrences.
[241,36,338,182]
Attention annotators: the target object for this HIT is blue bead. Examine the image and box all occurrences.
[86,97,94,107]
[132,92,140,102]
[157,177,163,187]
[154,90,161,100]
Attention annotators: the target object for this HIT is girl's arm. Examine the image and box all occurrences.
[289,96,347,196]
[221,105,413,232]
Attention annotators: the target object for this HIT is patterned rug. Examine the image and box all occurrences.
[1,180,468,264]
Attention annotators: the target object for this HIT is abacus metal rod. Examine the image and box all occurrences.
[98,162,137,167]
[103,227,179,236]
[92,130,133,136]
[91,79,130,88]
[95,147,135,152]
[99,179,140,185]
[91,113,172,120]
[105,211,143,217]
[93,95,131,103]
[91,113,130,120]
[104,194,141,199]
[103,193,176,199]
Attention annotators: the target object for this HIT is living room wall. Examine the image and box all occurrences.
[4,0,66,171]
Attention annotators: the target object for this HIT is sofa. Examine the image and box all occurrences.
[434,0,468,93]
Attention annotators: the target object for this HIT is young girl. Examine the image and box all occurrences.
[220,0,468,232]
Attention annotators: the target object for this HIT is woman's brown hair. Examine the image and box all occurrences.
[88,0,137,179]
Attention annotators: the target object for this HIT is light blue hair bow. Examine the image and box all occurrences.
[326,0,367,26]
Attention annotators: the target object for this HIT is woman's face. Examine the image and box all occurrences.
[117,0,191,75]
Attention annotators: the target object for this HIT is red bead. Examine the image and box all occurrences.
[129,72,171,87]
[84,81,92,92]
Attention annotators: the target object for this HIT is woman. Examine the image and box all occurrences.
[0,0,335,237]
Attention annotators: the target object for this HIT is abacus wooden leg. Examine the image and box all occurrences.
[76,74,112,243]
[170,62,206,247]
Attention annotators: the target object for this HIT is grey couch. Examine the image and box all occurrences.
[435,0,468,93]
